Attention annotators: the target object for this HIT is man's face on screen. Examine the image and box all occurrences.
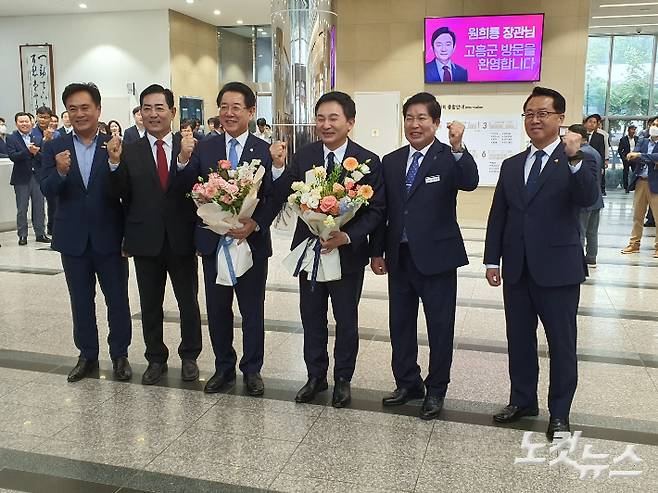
[433,33,455,65]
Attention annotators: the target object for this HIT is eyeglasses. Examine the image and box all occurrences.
[219,105,248,114]
[522,111,562,121]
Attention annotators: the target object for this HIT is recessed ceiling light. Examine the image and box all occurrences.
[237,19,244,24]
[590,23,658,28]
[78,2,87,8]
[214,9,221,15]
[593,13,658,19]
[186,0,194,4]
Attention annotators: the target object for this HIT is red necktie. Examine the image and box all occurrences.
[443,66,452,82]
[155,140,168,190]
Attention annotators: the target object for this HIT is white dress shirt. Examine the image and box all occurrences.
[323,140,349,168]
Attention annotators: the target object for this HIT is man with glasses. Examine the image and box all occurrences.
[484,87,598,440]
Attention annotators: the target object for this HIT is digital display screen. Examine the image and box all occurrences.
[424,14,544,83]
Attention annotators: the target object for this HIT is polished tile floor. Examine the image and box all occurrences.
[0,190,656,492]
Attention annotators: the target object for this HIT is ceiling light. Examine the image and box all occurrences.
[186,0,194,4]
[593,13,658,19]
[78,2,87,8]
[237,19,244,24]
[590,23,658,28]
[600,2,658,7]
[213,9,221,15]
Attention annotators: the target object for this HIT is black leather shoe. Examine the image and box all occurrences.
[332,378,351,408]
[141,362,167,385]
[204,371,236,393]
[419,395,444,420]
[67,357,99,382]
[36,235,51,243]
[645,221,656,227]
[18,237,27,246]
[244,372,265,396]
[181,359,199,381]
[295,377,328,403]
[546,417,570,441]
[493,404,539,423]
[382,385,425,406]
[112,356,132,381]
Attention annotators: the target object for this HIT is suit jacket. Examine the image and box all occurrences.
[628,137,658,194]
[370,139,479,275]
[617,135,637,163]
[40,133,124,256]
[580,143,604,212]
[108,134,199,256]
[192,133,276,259]
[6,130,42,185]
[260,139,385,275]
[587,132,605,162]
[0,137,7,158]
[484,142,599,287]
[425,60,468,83]
[56,126,72,136]
[122,125,142,145]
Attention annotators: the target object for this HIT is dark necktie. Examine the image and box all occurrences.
[405,151,423,196]
[525,149,545,197]
[326,151,335,175]
[443,66,452,82]
[155,140,168,190]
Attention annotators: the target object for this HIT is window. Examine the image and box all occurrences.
[609,36,653,116]
[584,36,611,117]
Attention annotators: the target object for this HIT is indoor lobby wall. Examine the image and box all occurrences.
[335,0,591,223]
[169,10,220,129]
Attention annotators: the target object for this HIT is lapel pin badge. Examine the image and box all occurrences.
[249,148,254,152]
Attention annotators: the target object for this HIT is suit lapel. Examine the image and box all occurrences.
[524,143,563,205]
[515,148,531,203]
[239,134,259,166]
[407,139,442,200]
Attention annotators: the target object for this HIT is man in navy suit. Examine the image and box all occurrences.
[57,110,73,136]
[425,27,468,83]
[621,116,658,257]
[40,83,133,382]
[191,82,278,396]
[370,92,478,420]
[484,87,599,440]
[6,112,49,245]
[107,84,202,386]
[267,91,385,407]
[121,106,145,144]
[618,125,638,193]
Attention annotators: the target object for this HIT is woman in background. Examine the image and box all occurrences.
[108,120,122,139]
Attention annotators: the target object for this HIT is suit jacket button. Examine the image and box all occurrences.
[404,211,408,215]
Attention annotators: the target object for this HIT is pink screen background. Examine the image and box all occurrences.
[424,14,544,83]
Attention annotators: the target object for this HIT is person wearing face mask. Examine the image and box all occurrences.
[0,117,8,158]
[621,117,658,258]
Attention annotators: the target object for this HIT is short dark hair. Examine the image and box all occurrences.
[585,113,602,123]
[628,124,637,129]
[314,91,356,120]
[132,106,141,115]
[256,118,266,126]
[180,118,195,130]
[14,112,30,122]
[403,92,441,122]
[523,87,566,114]
[0,117,5,124]
[107,119,122,135]
[36,106,53,117]
[208,116,221,129]
[568,124,588,140]
[61,111,68,118]
[216,82,256,108]
[431,27,456,46]
[27,113,34,120]
[62,82,101,107]
[51,114,59,121]
[140,84,174,109]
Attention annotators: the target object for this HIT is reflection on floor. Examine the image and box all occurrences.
[0,190,656,492]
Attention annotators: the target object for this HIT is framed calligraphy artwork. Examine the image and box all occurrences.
[19,44,56,114]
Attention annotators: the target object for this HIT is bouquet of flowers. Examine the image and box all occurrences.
[191,159,265,286]
[282,156,374,287]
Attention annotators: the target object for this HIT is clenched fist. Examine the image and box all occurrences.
[55,150,72,175]
[107,135,122,165]
[28,144,40,156]
[270,140,287,169]
[178,134,196,165]
[447,121,465,151]
[562,131,582,158]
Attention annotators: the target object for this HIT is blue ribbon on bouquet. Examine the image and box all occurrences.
[217,235,238,286]
[293,236,323,292]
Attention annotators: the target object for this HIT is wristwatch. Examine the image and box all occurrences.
[452,144,466,153]
[568,150,583,163]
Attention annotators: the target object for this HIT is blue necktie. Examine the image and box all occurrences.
[526,149,545,197]
[326,151,335,175]
[405,151,423,196]
[229,138,239,169]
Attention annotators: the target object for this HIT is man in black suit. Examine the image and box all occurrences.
[584,114,606,195]
[484,87,599,440]
[267,92,385,407]
[192,82,278,396]
[425,27,468,83]
[370,92,478,420]
[57,110,73,136]
[618,125,638,193]
[107,84,202,385]
[40,82,132,382]
[122,106,145,144]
